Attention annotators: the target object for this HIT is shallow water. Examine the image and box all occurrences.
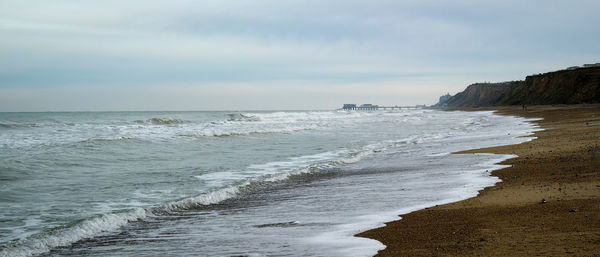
[0,110,540,257]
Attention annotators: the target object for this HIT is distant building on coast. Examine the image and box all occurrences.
[342,104,357,110]
[342,104,378,110]
[358,104,378,110]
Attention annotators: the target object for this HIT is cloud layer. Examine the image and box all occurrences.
[1,0,599,111]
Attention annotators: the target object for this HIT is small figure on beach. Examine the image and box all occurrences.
[522,104,527,110]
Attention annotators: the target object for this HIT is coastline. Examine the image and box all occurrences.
[357,106,600,256]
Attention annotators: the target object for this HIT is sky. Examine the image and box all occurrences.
[1,0,599,111]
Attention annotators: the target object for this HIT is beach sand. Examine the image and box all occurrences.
[357,106,600,256]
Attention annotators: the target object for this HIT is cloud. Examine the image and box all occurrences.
[1,0,599,110]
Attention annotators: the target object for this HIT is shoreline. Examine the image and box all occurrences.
[357,106,600,256]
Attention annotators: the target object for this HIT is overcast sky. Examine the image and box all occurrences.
[1,0,599,111]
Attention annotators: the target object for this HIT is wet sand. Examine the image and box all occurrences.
[357,106,600,256]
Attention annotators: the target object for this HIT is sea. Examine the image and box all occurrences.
[0,109,540,257]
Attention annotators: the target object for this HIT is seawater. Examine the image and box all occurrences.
[0,110,540,257]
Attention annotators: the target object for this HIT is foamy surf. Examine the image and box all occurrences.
[178,124,320,137]
[1,110,542,257]
[0,208,148,257]
[0,137,404,257]
[135,117,187,125]
[307,154,522,257]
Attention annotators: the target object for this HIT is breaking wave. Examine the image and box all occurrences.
[0,134,431,257]
[135,117,186,125]
[0,209,149,257]
[81,136,135,143]
[226,113,259,122]
[0,168,321,257]
[179,124,320,137]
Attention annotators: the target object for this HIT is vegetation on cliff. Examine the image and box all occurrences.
[435,66,600,108]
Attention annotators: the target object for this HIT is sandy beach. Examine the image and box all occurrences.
[358,106,600,256]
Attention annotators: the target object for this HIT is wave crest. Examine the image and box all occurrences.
[226,113,259,122]
[0,208,148,257]
[82,136,135,143]
[135,117,185,125]
[179,124,319,137]
[0,133,424,257]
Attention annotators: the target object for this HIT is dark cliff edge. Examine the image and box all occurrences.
[432,81,523,108]
[504,66,600,105]
[434,66,600,108]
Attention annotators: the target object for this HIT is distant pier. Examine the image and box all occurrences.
[341,104,424,110]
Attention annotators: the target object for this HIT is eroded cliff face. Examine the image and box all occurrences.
[502,66,600,105]
[437,66,600,108]
[438,81,523,108]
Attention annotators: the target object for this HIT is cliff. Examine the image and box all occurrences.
[501,66,600,105]
[432,81,523,108]
[436,66,600,108]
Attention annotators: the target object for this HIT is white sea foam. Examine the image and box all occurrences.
[306,154,515,257]
[0,208,148,257]
[1,185,251,257]
[304,112,543,257]
[0,110,544,257]
[136,117,186,125]
[178,124,320,137]
[163,186,244,211]
[82,135,135,142]
[226,113,259,122]
[0,110,434,148]
[0,138,390,257]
